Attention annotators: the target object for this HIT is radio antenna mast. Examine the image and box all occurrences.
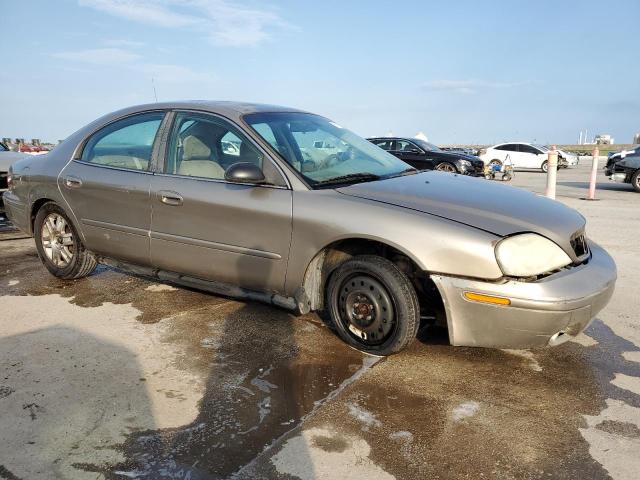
[152,77,158,102]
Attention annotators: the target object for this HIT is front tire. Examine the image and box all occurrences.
[326,255,420,356]
[541,160,549,173]
[435,162,457,173]
[34,202,97,279]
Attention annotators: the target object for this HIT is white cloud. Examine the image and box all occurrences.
[103,39,147,48]
[51,47,211,84]
[422,79,524,95]
[79,0,197,28]
[52,47,141,65]
[79,0,292,47]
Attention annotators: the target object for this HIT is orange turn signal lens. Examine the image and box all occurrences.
[463,292,511,306]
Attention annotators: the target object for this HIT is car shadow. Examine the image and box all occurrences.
[556,181,634,192]
[0,326,156,480]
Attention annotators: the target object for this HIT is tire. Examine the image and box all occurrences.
[34,202,97,279]
[632,170,640,193]
[435,162,457,173]
[541,160,549,173]
[326,255,420,356]
[502,173,512,181]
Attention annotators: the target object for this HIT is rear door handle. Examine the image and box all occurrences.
[63,176,82,188]
[158,191,183,206]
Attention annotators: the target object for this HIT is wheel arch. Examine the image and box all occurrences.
[30,197,85,241]
[298,236,443,318]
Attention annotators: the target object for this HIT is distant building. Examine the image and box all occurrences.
[634,133,640,144]
[594,134,614,145]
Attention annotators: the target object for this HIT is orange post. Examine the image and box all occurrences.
[545,145,558,199]
[586,146,600,200]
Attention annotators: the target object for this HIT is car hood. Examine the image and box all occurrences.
[337,171,585,258]
[438,151,483,164]
[0,151,29,171]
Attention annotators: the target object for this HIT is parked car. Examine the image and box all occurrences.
[554,148,578,167]
[0,142,28,211]
[367,137,484,176]
[480,142,556,172]
[608,146,639,163]
[3,102,616,355]
[605,150,640,192]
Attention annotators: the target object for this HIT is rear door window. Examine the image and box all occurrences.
[81,112,164,171]
[372,139,395,151]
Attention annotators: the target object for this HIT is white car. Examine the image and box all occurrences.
[556,148,578,167]
[480,142,553,172]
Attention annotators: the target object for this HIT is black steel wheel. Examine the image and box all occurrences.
[327,255,420,356]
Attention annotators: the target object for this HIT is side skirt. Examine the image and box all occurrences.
[96,256,303,312]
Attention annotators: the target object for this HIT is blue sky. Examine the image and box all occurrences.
[1,0,638,144]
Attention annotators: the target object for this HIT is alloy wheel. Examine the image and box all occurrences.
[41,213,75,267]
[436,163,457,173]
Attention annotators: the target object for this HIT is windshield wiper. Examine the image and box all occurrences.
[387,167,418,178]
[314,172,381,188]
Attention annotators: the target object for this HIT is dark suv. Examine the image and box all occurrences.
[367,137,484,176]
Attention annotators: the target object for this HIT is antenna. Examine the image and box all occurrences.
[152,77,158,102]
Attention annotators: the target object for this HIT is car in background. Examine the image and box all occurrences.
[480,142,555,172]
[0,142,28,211]
[555,148,578,167]
[608,146,639,163]
[367,137,484,176]
[605,150,640,192]
[441,146,479,156]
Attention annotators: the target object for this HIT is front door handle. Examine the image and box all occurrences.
[63,176,83,188]
[158,191,183,206]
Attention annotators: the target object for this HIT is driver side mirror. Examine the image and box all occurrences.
[225,162,266,184]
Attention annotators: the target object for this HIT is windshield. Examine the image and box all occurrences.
[245,112,413,187]
[413,139,442,152]
[535,144,550,152]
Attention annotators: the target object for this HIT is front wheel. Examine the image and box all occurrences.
[541,160,549,173]
[34,202,97,279]
[326,255,420,356]
[435,162,457,173]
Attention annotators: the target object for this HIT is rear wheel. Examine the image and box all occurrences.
[435,162,457,173]
[632,170,640,193]
[34,202,97,279]
[326,255,420,356]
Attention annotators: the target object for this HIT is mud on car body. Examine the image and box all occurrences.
[3,101,617,355]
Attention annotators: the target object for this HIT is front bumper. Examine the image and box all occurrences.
[431,242,616,348]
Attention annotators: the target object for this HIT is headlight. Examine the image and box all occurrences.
[495,233,572,277]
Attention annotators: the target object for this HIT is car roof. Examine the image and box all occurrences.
[492,142,534,147]
[102,100,311,124]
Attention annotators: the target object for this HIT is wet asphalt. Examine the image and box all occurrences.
[0,162,639,479]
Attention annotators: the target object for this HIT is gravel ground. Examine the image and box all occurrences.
[0,162,638,480]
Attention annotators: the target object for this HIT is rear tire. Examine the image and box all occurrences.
[34,202,97,279]
[632,170,640,193]
[326,255,420,356]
